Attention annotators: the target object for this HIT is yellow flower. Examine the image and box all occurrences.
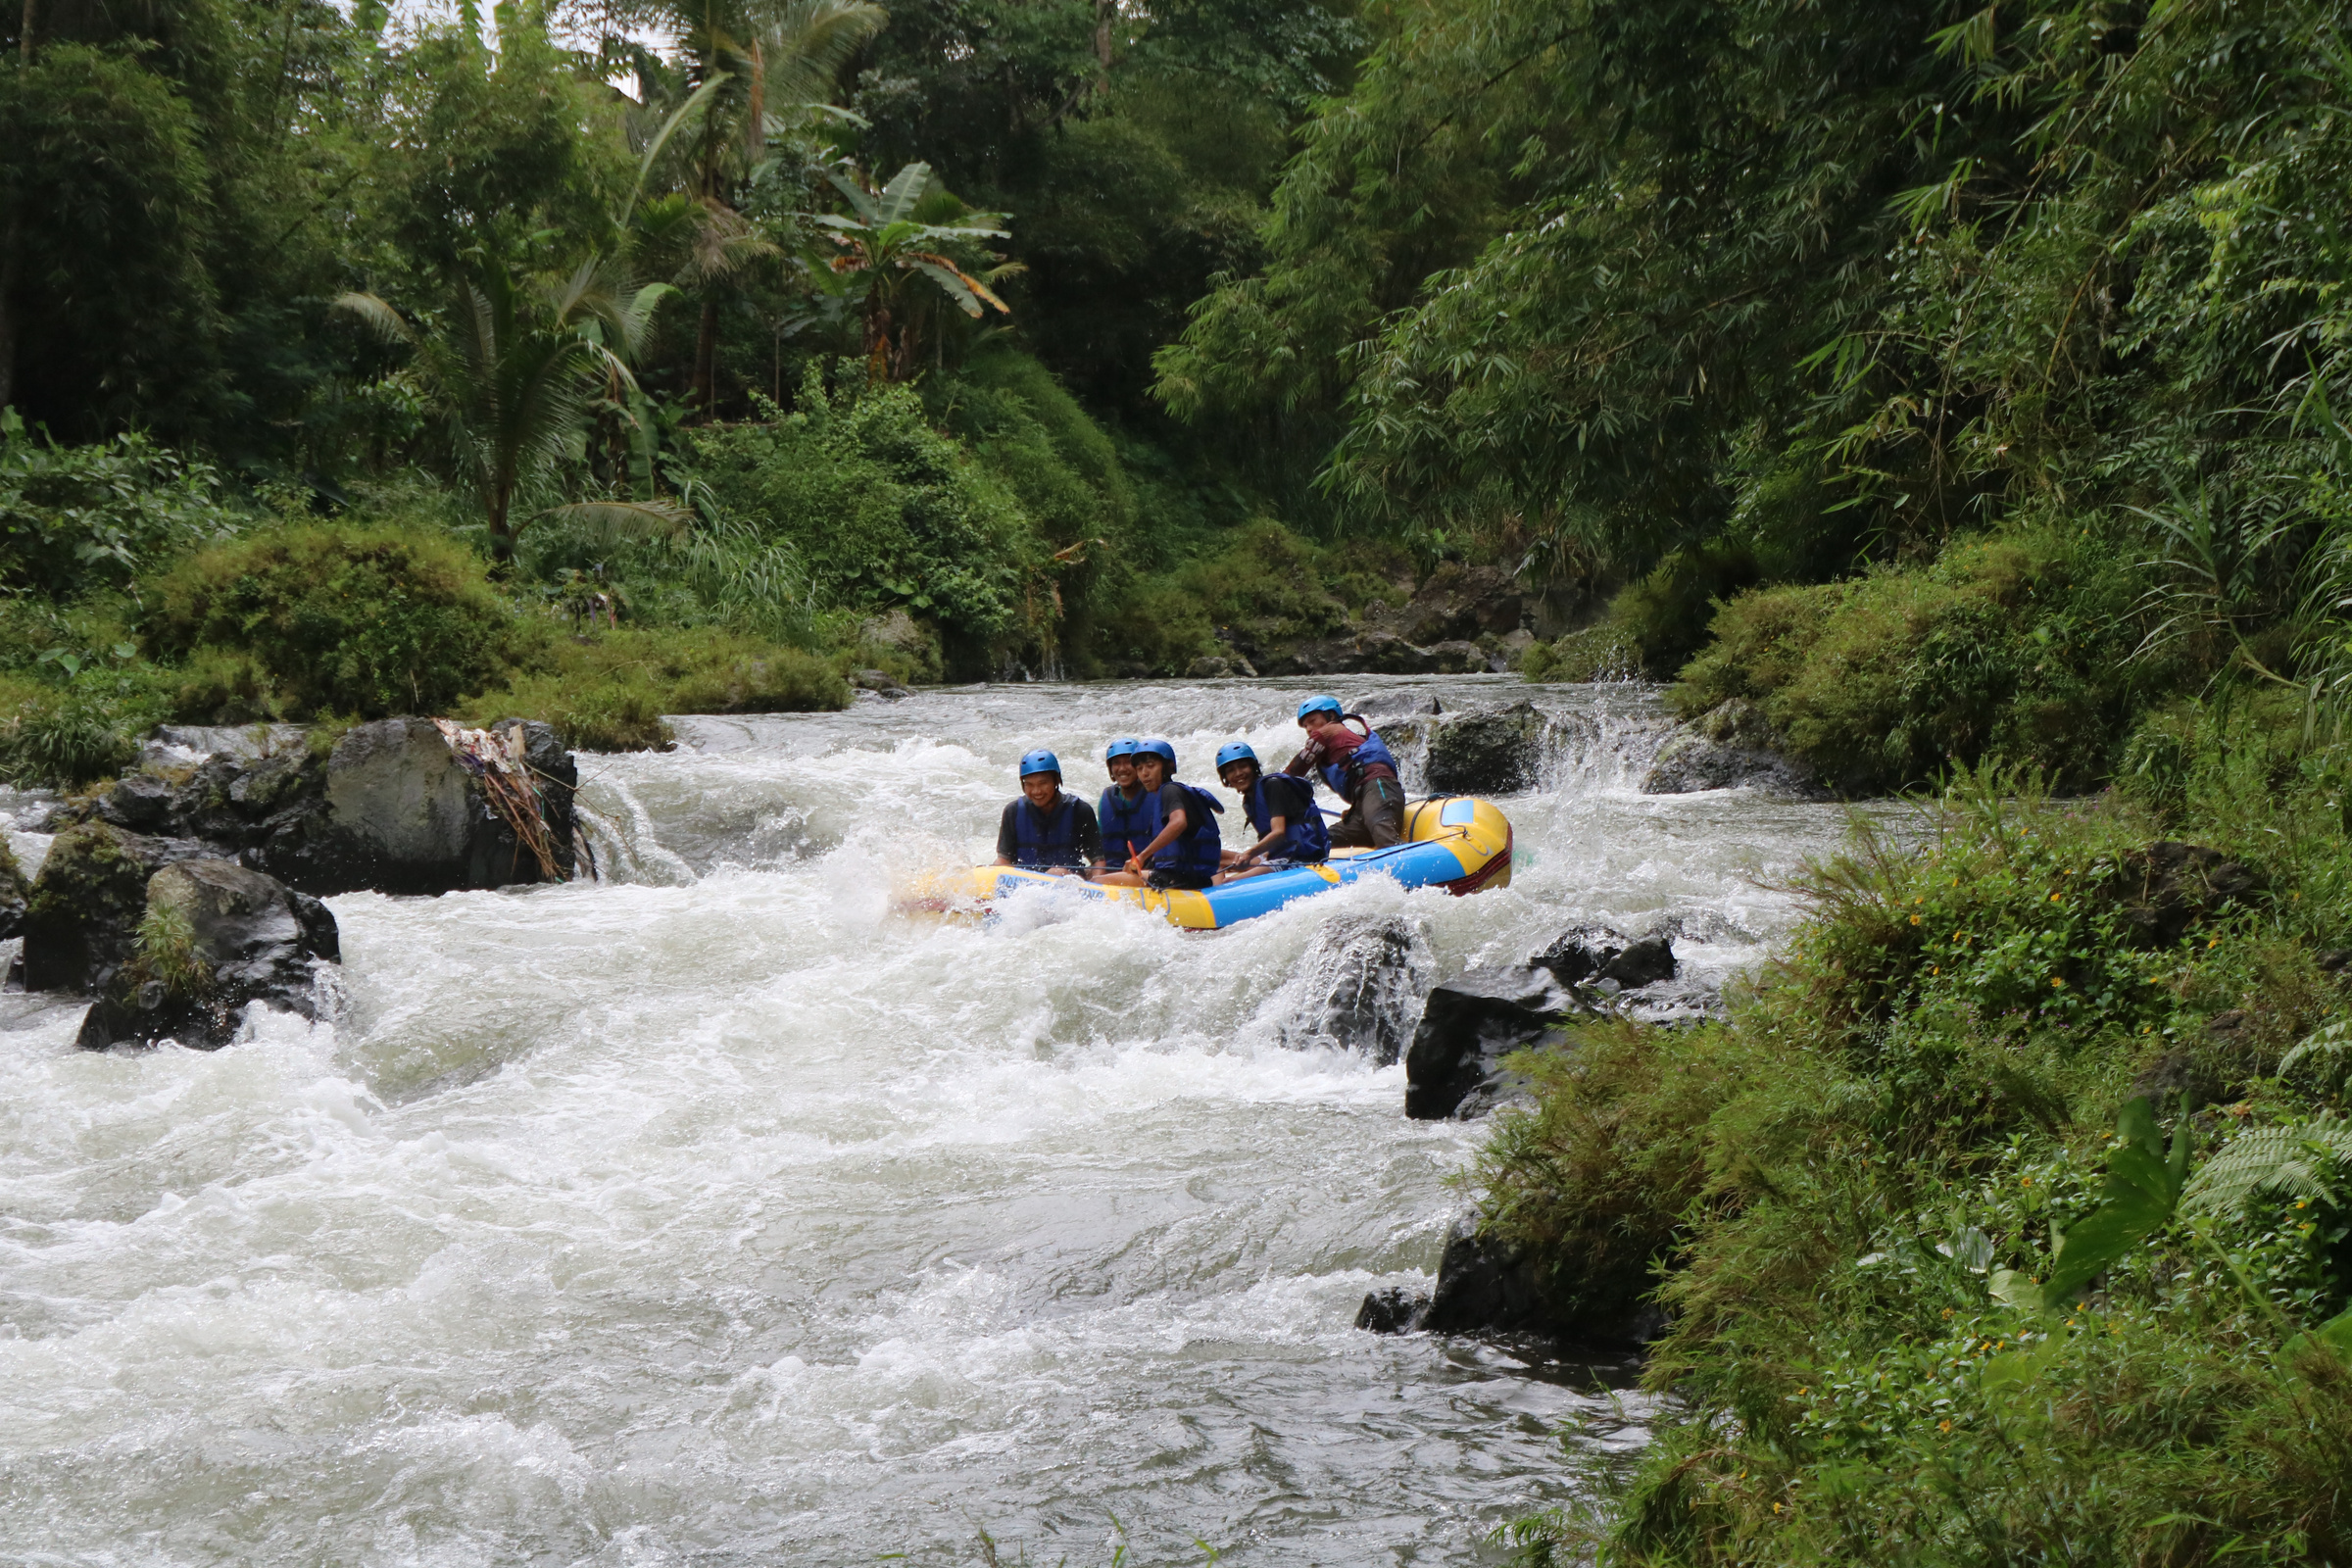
[1774,1503,1784,1515]
[2022,1175,2034,1187]
[1937,1420,1952,1433]
[1910,914,1922,925]
[2051,976,2066,988]
[2050,893,2062,902]
[1940,1307,1953,1317]
[1933,966,1940,975]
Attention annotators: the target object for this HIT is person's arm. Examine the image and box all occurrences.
[993,802,1018,866]
[1126,805,1189,874]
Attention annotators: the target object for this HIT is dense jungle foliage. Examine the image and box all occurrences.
[12,0,2352,1558]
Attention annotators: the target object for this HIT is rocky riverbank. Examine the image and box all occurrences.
[11,716,582,1051]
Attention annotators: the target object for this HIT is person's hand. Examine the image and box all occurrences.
[1125,854,1147,875]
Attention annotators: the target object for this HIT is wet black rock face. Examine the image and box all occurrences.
[1403,966,1577,1120]
[1422,702,1548,796]
[75,858,339,1051]
[1356,1213,1669,1348]
[1531,926,1677,991]
[20,824,214,995]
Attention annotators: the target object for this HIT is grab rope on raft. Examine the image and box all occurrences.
[433,718,570,883]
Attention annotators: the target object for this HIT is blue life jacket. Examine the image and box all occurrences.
[1245,773,1330,861]
[1098,784,1161,861]
[1012,795,1087,868]
[1318,718,1401,801]
[1152,782,1224,877]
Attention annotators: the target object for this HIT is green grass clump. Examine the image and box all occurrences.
[1094,518,1409,673]
[1667,524,2146,795]
[463,624,851,751]
[147,520,517,720]
[1486,721,2352,1567]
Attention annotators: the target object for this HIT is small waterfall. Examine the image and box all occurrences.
[1261,911,1436,1065]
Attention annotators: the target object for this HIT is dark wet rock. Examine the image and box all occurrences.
[1186,654,1258,679]
[1420,1212,1669,1347]
[2119,843,2264,949]
[2206,1007,2248,1036]
[1424,702,1547,796]
[1357,629,1438,675]
[1641,699,1826,798]
[20,823,212,994]
[75,858,338,1051]
[0,835,27,941]
[94,772,176,833]
[1280,914,1431,1064]
[1422,639,1491,674]
[2319,949,2352,974]
[258,716,576,896]
[1397,564,1524,646]
[1354,1286,1428,1334]
[853,668,909,697]
[1404,966,1576,1119]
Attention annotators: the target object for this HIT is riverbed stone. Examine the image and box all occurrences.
[1280,914,1431,1064]
[0,836,27,941]
[1424,701,1547,796]
[74,858,339,1051]
[1410,1211,1669,1346]
[1531,926,1678,991]
[2119,842,2263,948]
[1404,966,1577,1119]
[94,771,176,833]
[19,822,212,994]
[1640,699,1826,797]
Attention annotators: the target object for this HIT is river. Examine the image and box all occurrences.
[0,675,1866,1565]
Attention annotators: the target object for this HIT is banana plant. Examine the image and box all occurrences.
[336,251,684,564]
[811,162,1017,383]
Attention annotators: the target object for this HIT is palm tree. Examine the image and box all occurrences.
[617,0,886,413]
[336,252,684,565]
[813,162,1015,382]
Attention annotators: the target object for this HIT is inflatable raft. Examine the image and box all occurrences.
[906,796,1513,931]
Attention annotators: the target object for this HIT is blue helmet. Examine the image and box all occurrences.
[1018,749,1062,780]
[1297,695,1344,722]
[1137,738,1178,773]
[1215,742,1259,774]
[1103,737,1140,761]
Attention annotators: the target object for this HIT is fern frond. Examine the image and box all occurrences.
[2280,1020,2352,1085]
[2181,1118,2352,1217]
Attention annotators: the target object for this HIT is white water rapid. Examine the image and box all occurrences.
[1,675,1867,1565]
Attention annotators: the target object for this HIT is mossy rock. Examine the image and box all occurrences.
[21,822,203,993]
[0,834,28,941]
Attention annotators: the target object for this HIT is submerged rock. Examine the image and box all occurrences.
[1403,966,1576,1119]
[75,858,338,1051]
[1353,1286,1427,1334]
[1410,1212,1667,1347]
[1641,699,1825,798]
[1423,702,1548,796]
[1531,926,1678,991]
[19,823,212,994]
[1278,914,1432,1064]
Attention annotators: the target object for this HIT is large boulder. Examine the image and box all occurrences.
[19,823,212,994]
[1404,966,1577,1119]
[1397,564,1525,646]
[75,858,338,1051]
[1424,702,1548,796]
[1641,699,1826,798]
[255,716,576,896]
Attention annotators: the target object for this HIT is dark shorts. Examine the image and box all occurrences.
[1148,867,1216,891]
[1328,777,1407,849]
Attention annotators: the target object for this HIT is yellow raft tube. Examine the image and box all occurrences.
[903,796,1513,931]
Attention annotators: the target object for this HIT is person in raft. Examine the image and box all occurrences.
[993,749,1102,874]
[1283,695,1406,848]
[1213,741,1330,882]
[1095,736,1157,877]
[1092,738,1224,890]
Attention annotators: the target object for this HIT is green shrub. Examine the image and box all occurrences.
[466,625,851,751]
[1671,526,2142,794]
[0,417,243,597]
[0,671,146,786]
[690,372,1032,664]
[1610,542,1761,676]
[1094,519,1368,673]
[146,520,516,720]
[1523,621,1640,683]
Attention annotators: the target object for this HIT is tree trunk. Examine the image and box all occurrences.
[694,293,719,414]
[20,0,36,61]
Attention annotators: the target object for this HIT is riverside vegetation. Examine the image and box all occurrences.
[11,0,2352,1560]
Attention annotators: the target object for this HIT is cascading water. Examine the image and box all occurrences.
[0,674,1869,1565]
